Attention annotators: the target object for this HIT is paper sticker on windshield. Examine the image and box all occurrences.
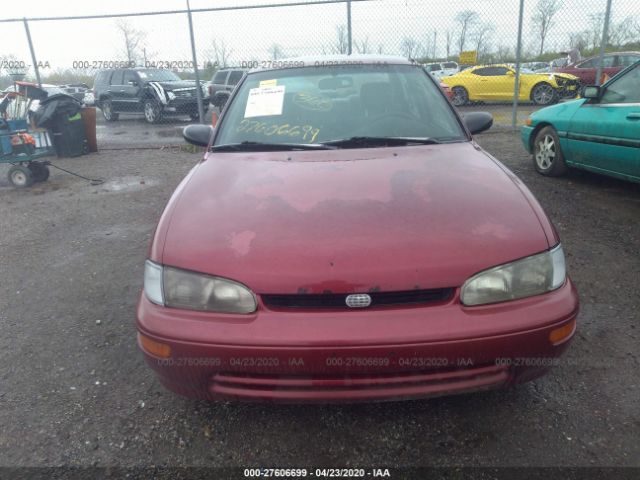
[259,79,277,87]
[244,85,285,118]
[138,72,147,78]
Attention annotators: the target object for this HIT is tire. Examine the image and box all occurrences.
[533,126,567,176]
[531,83,558,106]
[451,86,469,107]
[8,165,34,187]
[101,99,119,121]
[143,99,163,124]
[28,162,50,182]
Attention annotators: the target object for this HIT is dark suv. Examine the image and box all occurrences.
[208,68,246,107]
[94,68,208,123]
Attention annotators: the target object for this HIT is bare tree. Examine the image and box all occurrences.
[455,10,479,53]
[607,16,635,48]
[494,45,513,63]
[531,0,563,57]
[268,44,285,60]
[445,30,453,59]
[333,25,349,54]
[474,22,495,57]
[568,31,589,51]
[354,37,371,54]
[116,20,146,64]
[211,39,233,68]
[587,13,605,51]
[400,37,421,59]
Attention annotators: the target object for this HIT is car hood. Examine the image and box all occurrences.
[532,98,586,125]
[152,80,198,91]
[158,143,553,294]
[526,72,579,81]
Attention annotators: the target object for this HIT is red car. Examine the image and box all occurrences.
[554,51,640,84]
[439,81,453,100]
[137,56,578,402]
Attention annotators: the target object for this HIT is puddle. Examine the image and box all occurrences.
[100,175,159,192]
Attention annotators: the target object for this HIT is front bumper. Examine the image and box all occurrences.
[163,97,209,115]
[136,280,579,402]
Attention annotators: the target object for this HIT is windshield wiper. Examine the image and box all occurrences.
[321,136,442,148]
[210,141,337,152]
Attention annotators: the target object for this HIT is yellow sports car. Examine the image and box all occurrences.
[442,65,581,106]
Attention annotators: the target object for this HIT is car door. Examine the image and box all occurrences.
[121,70,142,112]
[108,70,125,110]
[575,55,616,84]
[472,66,515,99]
[566,63,640,179]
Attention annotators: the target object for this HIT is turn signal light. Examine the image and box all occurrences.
[525,118,533,126]
[549,319,576,345]
[138,333,172,358]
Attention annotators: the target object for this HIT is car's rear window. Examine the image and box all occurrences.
[215,64,465,146]
[212,71,228,84]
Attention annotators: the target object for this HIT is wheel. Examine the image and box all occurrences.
[144,100,163,124]
[533,126,567,176]
[28,162,50,182]
[451,86,469,107]
[8,165,34,187]
[101,99,119,121]
[531,83,558,106]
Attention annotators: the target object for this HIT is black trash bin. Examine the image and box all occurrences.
[49,112,87,157]
[33,93,87,158]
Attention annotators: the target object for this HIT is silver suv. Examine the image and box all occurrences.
[208,68,246,107]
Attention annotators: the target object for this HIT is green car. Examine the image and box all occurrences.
[522,60,640,183]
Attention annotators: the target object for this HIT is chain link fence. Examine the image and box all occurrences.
[1,0,636,146]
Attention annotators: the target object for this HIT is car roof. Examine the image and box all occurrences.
[572,51,640,65]
[248,54,415,73]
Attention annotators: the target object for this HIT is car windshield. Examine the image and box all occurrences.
[137,69,182,82]
[214,63,466,148]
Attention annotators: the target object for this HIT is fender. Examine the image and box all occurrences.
[146,82,168,105]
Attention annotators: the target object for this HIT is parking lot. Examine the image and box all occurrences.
[94,103,541,148]
[0,128,638,472]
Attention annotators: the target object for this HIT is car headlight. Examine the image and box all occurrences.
[143,260,257,314]
[167,91,176,101]
[461,245,566,306]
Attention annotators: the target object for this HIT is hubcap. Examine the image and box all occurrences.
[535,134,556,169]
[145,103,155,122]
[11,170,27,186]
[453,88,466,106]
[534,85,554,104]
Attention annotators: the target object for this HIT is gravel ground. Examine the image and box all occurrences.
[0,132,639,475]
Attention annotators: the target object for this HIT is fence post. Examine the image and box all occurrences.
[347,0,352,55]
[186,0,205,123]
[595,0,613,86]
[23,18,42,88]
[511,0,525,130]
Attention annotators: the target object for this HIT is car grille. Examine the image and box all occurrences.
[209,365,509,401]
[172,89,195,98]
[261,288,454,310]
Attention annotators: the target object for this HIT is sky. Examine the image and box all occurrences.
[1,0,635,78]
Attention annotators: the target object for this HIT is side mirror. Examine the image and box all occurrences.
[462,112,493,135]
[582,85,601,100]
[128,80,139,87]
[183,124,214,147]
[507,70,515,76]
